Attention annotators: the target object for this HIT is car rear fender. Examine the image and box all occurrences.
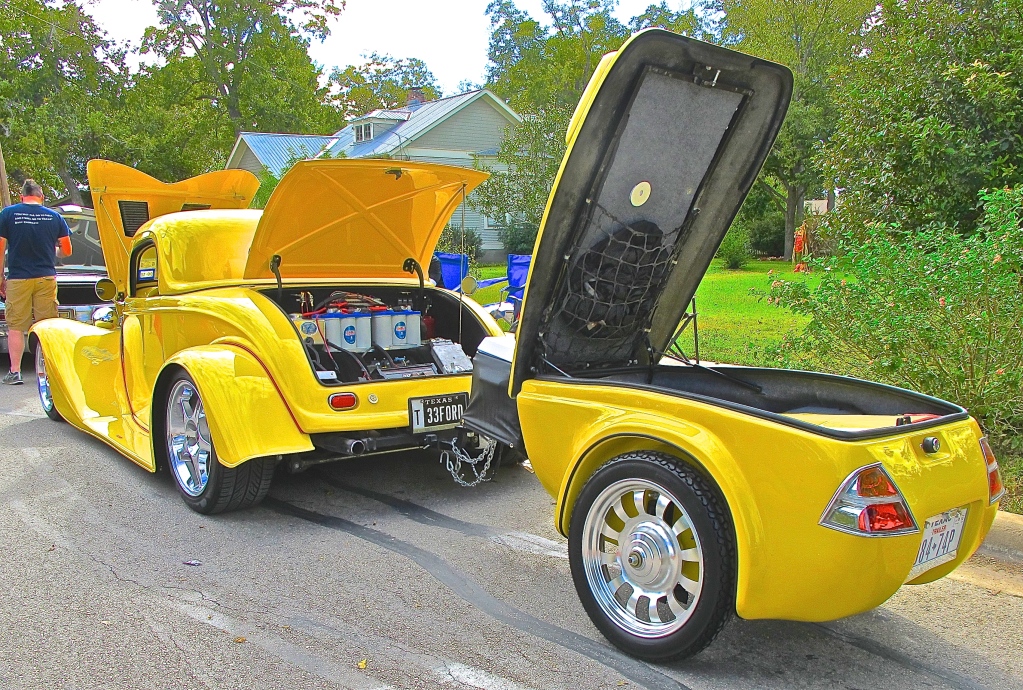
[156,345,313,468]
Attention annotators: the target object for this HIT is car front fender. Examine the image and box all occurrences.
[30,319,124,428]
[158,345,314,468]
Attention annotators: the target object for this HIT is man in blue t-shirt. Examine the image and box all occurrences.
[0,179,73,384]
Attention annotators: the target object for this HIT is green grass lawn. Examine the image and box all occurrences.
[689,260,812,365]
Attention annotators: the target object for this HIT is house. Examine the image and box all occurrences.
[225,88,521,261]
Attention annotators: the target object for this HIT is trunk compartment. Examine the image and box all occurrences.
[589,365,967,439]
[260,285,489,386]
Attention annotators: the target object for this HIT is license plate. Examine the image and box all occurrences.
[409,394,467,434]
[907,506,968,581]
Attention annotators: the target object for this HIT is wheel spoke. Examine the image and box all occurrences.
[671,514,692,537]
[632,490,647,518]
[653,493,671,520]
[600,549,619,566]
[600,523,620,546]
[607,574,626,593]
[678,547,700,562]
[610,499,630,527]
[677,572,700,595]
[667,593,687,616]
[648,597,663,624]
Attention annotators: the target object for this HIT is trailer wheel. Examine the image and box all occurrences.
[164,371,275,514]
[569,451,735,661]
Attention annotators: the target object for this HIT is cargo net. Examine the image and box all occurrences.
[549,204,681,351]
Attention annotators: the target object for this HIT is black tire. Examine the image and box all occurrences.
[568,451,735,661]
[34,344,64,422]
[162,370,275,514]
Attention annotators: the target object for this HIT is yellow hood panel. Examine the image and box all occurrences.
[243,159,489,280]
[87,160,259,293]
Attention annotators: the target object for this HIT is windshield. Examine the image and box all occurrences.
[56,215,105,268]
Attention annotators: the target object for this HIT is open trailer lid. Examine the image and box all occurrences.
[87,160,260,294]
[243,159,489,281]
[510,30,792,395]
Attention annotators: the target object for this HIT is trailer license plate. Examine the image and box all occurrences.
[907,506,967,581]
[409,394,467,434]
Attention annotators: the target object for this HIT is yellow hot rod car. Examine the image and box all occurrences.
[461,30,1005,660]
[32,158,502,513]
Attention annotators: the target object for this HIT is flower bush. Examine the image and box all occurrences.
[765,187,1023,441]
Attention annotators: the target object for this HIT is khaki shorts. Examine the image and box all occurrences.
[5,277,59,332]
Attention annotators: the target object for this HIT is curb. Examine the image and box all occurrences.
[978,510,1023,564]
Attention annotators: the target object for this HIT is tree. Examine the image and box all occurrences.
[329,53,440,120]
[0,0,124,202]
[485,0,628,111]
[821,0,1023,235]
[473,1,630,245]
[470,101,573,251]
[143,0,343,136]
[711,0,875,258]
[629,2,706,36]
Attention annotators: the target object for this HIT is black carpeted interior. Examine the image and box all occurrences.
[594,366,959,417]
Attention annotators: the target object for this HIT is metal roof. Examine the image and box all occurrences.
[232,90,520,176]
[234,133,336,178]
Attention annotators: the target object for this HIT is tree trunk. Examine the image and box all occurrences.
[827,187,836,212]
[783,184,806,261]
[57,167,84,206]
[0,140,11,208]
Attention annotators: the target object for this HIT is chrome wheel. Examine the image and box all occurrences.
[35,347,54,414]
[166,379,212,497]
[581,478,705,638]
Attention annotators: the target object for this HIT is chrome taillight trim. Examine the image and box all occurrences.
[819,463,920,538]
[980,437,1005,505]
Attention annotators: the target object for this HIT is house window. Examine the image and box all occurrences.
[354,123,373,142]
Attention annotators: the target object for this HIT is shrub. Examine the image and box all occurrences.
[436,224,482,265]
[748,211,785,256]
[716,225,751,269]
[766,187,1023,439]
[500,220,539,255]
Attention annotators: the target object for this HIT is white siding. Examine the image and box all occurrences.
[237,146,266,176]
[415,98,515,153]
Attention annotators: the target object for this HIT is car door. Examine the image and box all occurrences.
[121,240,161,427]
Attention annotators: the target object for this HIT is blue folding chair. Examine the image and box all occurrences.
[501,254,531,309]
[434,252,469,291]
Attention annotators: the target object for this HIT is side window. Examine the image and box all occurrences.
[130,242,159,297]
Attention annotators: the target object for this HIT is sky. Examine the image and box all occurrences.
[84,0,674,94]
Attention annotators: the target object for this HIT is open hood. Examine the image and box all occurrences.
[511,30,792,394]
[87,160,259,294]
[243,159,489,281]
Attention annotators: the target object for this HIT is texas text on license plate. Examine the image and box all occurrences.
[907,506,968,581]
[409,394,467,434]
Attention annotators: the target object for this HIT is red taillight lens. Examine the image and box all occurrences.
[328,392,358,410]
[980,437,1004,504]
[856,466,898,498]
[821,464,918,536]
[858,502,915,533]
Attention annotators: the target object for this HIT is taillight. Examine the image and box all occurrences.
[820,464,918,536]
[328,392,358,410]
[980,437,1004,504]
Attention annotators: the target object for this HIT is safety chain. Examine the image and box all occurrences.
[440,435,498,487]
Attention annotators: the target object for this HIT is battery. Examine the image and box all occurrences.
[371,310,393,349]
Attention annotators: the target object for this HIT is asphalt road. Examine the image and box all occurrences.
[2,359,1022,690]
